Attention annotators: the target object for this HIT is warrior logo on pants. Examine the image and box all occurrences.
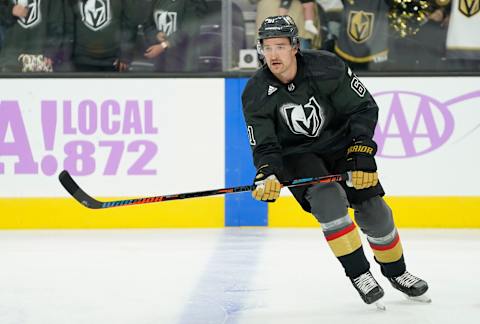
[80,0,111,31]
[281,97,324,138]
[16,0,41,29]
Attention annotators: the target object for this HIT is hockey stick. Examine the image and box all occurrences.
[58,170,349,209]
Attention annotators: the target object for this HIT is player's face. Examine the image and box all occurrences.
[262,37,297,80]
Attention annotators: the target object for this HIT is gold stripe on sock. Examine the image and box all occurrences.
[327,227,362,257]
[372,239,404,263]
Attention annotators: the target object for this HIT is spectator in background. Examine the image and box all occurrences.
[315,0,343,51]
[254,0,321,50]
[0,3,14,50]
[387,0,450,72]
[141,0,208,72]
[334,0,391,71]
[279,0,319,47]
[0,0,63,72]
[0,1,19,50]
[64,0,139,72]
[0,24,3,50]
[445,0,480,70]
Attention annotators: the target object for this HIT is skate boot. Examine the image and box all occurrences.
[350,271,385,310]
[388,271,431,303]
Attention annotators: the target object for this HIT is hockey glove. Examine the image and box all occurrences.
[252,164,281,202]
[346,138,379,190]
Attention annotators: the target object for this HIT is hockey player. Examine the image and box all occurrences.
[242,15,430,308]
[64,0,139,72]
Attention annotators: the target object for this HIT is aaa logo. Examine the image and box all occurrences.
[373,91,455,158]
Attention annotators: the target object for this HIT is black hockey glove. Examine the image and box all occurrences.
[345,138,378,190]
[252,164,281,202]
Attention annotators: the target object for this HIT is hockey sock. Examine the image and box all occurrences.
[323,222,370,277]
[368,229,406,277]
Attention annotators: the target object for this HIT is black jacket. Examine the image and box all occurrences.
[65,0,138,66]
[0,0,64,70]
[142,0,207,72]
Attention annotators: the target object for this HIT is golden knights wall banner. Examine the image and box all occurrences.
[459,0,479,17]
[348,10,374,43]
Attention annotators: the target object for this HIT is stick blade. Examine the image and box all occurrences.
[58,170,103,209]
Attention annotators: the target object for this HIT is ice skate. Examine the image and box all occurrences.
[350,271,386,310]
[388,271,431,303]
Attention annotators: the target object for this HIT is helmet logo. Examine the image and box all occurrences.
[283,16,294,25]
[258,15,298,42]
[281,97,324,137]
[154,10,178,36]
[459,0,479,17]
[16,0,41,29]
[348,10,374,43]
[80,0,111,31]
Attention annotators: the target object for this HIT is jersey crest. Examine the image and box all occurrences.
[154,10,178,36]
[347,10,374,43]
[281,97,324,138]
[80,0,111,31]
[16,0,41,29]
[459,0,479,17]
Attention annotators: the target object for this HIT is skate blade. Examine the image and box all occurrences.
[374,300,386,311]
[405,293,432,303]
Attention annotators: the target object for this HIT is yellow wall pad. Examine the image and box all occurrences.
[0,197,224,229]
[268,196,480,228]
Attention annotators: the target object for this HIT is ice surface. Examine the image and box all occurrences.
[0,229,479,324]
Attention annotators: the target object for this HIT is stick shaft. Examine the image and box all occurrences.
[58,170,348,209]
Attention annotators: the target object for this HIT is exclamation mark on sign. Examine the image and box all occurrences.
[41,101,58,176]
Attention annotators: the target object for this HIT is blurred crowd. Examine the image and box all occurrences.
[0,0,478,73]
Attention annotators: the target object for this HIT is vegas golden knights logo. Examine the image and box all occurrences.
[459,0,480,17]
[348,10,374,43]
[154,10,178,36]
[80,0,111,31]
[16,0,41,29]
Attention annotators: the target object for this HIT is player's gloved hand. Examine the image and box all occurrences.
[304,20,319,35]
[345,138,378,190]
[252,164,281,202]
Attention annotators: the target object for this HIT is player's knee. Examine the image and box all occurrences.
[306,182,348,223]
[352,196,394,237]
